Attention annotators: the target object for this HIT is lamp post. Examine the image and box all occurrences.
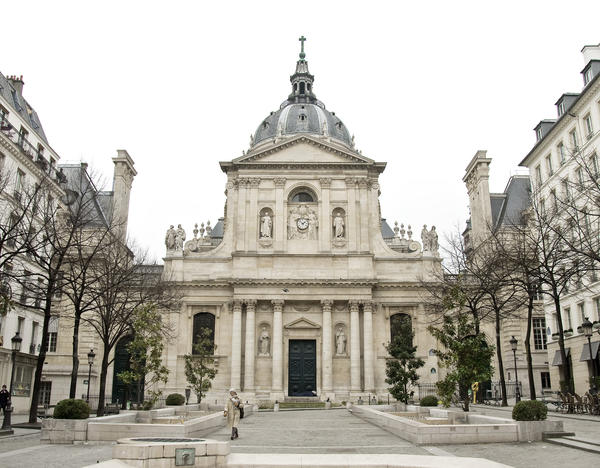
[510,336,521,403]
[582,317,596,391]
[1,332,22,433]
[86,349,95,403]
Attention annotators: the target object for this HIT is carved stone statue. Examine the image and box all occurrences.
[429,226,439,254]
[175,224,186,250]
[335,327,346,355]
[165,225,176,250]
[258,327,270,356]
[333,213,345,238]
[260,212,272,238]
[421,224,430,251]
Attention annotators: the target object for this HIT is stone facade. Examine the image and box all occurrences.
[159,49,443,403]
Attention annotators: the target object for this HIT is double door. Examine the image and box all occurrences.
[288,339,316,396]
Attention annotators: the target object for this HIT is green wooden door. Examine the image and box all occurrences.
[288,339,317,396]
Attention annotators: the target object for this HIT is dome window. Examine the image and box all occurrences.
[291,192,314,202]
[299,82,306,94]
[299,114,307,122]
[262,121,270,129]
[336,122,343,130]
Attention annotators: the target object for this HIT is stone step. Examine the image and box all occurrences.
[283,396,320,403]
[546,438,600,454]
[563,435,600,447]
[542,431,576,439]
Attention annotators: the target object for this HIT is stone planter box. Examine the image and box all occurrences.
[516,420,564,442]
[41,418,88,444]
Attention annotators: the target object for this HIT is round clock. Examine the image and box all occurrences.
[296,218,309,231]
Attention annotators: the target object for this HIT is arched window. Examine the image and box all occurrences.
[390,313,412,345]
[291,192,314,203]
[192,312,215,354]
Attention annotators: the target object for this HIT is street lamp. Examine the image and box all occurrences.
[509,336,521,403]
[2,332,22,433]
[582,317,596,391]
[86,349,95,403]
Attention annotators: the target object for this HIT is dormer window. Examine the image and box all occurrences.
[299,113,307,121]
[336,122,343,130]
[584,67,593,86]
[536,127,543,141]
[557,101,565,117]
[262,121,269,129]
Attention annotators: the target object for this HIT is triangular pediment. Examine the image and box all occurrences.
[233,135,373,165]
[284,317,321,329]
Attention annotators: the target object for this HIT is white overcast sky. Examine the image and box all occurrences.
[3,1,600,261]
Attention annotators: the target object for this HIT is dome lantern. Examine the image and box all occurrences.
[288,36,316,104]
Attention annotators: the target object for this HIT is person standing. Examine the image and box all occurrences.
[0,385,9,414]
[224,388,242,440]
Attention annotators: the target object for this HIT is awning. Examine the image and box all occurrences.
[579,341,600,362]
[551,348,571,366]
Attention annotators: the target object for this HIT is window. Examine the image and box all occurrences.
[535,165,542,185]
[584,68,592,85]
[561,178,570,200]
[533,317,548,350]
[53,272,63,299]
[578,302,585,323]
[18,126,28,149]
[48,316,59,352]
[536,127,543,141]
[39,381,52,406]
[591,153,599,178]
[17,316,24,333]
[35,278,44,308]
[585,114,594,139]
[390,313,412,345]
[564,307,572,329]
[290,191,315,203]
[533,281,543,300]
[540,198,546,216]
[0,104,8,124]
[595,297,600,321]
[541,372,551,389]
[20,270,31,304]
[570,129,579,151]
[36,144,44,160]
[7,213,19,247]
[545,155,554,176]
[192,312,215,354]
[558,101,565,117]
[30,321,38,354]
[15,168,25,199]
[558,142,566,165]
[577,167,584,185]
[12,365,33,397]
[550,189,558,210]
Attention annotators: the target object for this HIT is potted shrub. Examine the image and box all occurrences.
[564,329,573,337]
[41,399,90,444]
[551,332,559,340]
[419,395,439,407]
[576,326,583,334]
[165,393,186,406]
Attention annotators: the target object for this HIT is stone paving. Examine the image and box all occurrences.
[0,407,599,467]
[209,408,430,454]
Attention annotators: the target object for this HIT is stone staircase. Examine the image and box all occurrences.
[544,432,600,454]
[283,396,321,403]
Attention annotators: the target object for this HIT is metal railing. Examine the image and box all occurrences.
[416,383,438,399]
[0,116,66,183]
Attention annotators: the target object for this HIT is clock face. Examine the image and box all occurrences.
[297,218,309,230]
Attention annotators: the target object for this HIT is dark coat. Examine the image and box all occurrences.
[0,389,9,407]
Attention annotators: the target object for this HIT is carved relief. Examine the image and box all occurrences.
[288,204,318,240]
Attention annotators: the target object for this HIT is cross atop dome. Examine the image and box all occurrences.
[289,35,316,103]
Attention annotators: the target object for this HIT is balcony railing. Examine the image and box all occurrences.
[0,116,66,184]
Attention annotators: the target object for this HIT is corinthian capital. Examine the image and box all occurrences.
[271,299,284,312]
[321,299,333,311]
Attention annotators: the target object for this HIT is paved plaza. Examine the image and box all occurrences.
[0,408,600,467]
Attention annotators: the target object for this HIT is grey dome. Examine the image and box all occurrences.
[253,101,352,147]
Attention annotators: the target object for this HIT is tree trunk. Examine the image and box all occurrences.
[69,312,81,399]
[525,296,536,400]
[495,311,508,406]
[29,295,52,423]
[97,347,110,417]
[552,291,572,393]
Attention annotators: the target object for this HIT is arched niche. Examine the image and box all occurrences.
[192,312,215,354]
[287,186,318,203]
[332,207,346,239]
[259,207,274,240]
[334,322,347,355]
[257,322,271,356]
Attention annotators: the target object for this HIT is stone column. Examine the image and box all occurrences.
[319,178,332,252]
[349,300,361,392]
[321,299,333,393]
[274,178,286,251]
[362,301,375,392]
[271,299,284,393]
[243,299,257,392]
[230,300,243,390]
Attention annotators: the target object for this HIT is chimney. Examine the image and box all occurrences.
[581,43,600,86]
[582,43,600,64]
[8,75,24,95]
[111,149,137,240]
[463,150,493,242]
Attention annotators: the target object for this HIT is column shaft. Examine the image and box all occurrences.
[244,300,256,391]
[272,300,284,391]
[321,299,333,392]
[349,300,361,391]
[363,301,375,392]
[230,300,243,390]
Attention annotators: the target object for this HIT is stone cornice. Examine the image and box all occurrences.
[164,279,427,289]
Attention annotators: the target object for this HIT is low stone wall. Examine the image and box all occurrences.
[351,405,519,445]
[41,419,89,444]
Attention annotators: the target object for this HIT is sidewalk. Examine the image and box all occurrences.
[0,414,42,439]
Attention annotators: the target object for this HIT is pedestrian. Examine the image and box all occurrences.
[224,388,242,440]
[0,384,9,414]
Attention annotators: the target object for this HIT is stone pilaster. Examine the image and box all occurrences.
[248,179,260,251]
[273,177,286,251]
[358,177,369,251]
[243,299,257,392]
[235,179,248,251]
[321,299,333,393]
[345,178,358,251]
[230,300,243,390]
[271,299,284,394]
[319,178,332,252]
[362,301,375,392]
[349,300,361,392]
